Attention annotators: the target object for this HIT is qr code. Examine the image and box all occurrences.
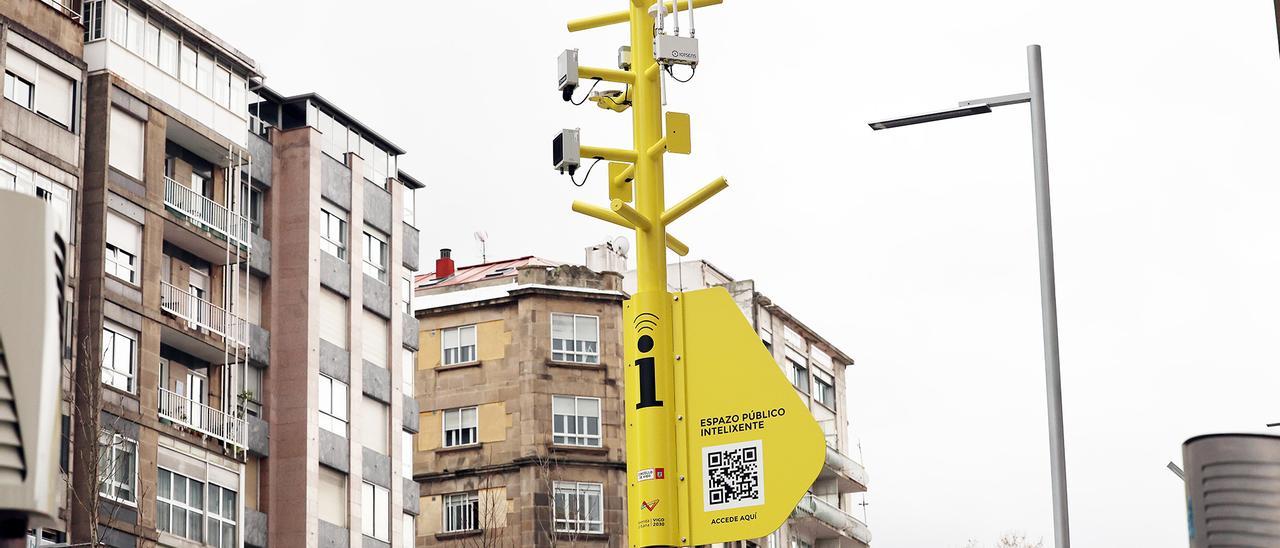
[703,440,764,511]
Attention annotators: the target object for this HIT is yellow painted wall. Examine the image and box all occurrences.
[479,486,509,528]
[418,410,441,451]
[417,401,509,451]
[418,319,509,369]
[420,496,441,535]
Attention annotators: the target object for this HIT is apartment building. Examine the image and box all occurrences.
[624,261,871,548]
[23,0,427,546]
[0,0,85,545]
[411,252,629,547]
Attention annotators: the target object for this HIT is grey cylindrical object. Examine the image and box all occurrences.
[1183,434,1280,548]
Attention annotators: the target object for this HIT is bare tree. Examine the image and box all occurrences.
[461,469,516,548]
[963,533,1045,548]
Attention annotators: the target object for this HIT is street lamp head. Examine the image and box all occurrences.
[867,103,993,130]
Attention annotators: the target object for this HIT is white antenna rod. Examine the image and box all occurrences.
[688,0,696,37]
[672,0,680,36]
[655,0,666,34]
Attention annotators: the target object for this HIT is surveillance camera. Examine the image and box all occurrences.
[553,128,580,176]
[558,49,579,101]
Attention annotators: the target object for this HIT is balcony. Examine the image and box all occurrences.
[791,494,872,548]
[163,176,252,251]
[822,445,870,494]
[160,281,248,348]
[158,388,246,448]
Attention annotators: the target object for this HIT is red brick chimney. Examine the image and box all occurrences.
[435,248,455,279]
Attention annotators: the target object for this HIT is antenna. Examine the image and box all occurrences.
[611,236,630,257]
[473,231,488,263]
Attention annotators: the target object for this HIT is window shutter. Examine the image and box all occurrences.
[318,289,348,349]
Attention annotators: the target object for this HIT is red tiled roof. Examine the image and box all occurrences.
[415,256,561,289]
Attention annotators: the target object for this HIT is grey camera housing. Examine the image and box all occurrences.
[553,128,581,175]
[558,49,579,101]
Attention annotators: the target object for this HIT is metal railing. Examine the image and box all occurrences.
[163,177,252,250]
[160,281,248,347]
[793,493,873,546]
[157,388,246,448]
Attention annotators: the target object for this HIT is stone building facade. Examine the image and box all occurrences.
[412,255,628,547]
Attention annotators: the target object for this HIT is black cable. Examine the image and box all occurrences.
[569,158,603,187]
[666,65,696,83]
[569,78,602,106]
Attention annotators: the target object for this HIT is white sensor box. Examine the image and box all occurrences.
[654,35,699,66]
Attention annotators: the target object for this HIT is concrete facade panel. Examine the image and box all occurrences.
[318,520,351,548]
[321,252,351,297]
[401,223,419,271]
[362,446,391,489]
[362,360,391,404]
[401,394,419,434]
[319,428,350,473]
[249,323,271,367]
[362,275,391,319]
[248,414,270,457]
[245,507,269,548]
[250,232,272,276]
[321,154,351,211]
[401,313,419,351]
[361,536,390,548]
[362,180,391,234]
[319,339,352,383]
[248,132,272,186]
[402,478,420,515]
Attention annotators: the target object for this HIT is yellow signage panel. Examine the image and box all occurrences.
[674,287,826,545]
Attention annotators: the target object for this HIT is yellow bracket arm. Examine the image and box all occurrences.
[572,201,633,230]
[580,65,635,85]
[580,145,638,163]
[666,233,689,256]
[611,199,652,231]
[568,0,725,32]
[661,177,728,225]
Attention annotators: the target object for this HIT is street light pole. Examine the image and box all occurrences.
[869,44,1071,547]
[1026,44,1071,548]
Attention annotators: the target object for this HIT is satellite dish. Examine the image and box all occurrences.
[612,236,630,257]
[474,231,488,243]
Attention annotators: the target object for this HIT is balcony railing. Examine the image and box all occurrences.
[160,281,249,347]
[793,493,873,546]
[158,388,246,448]
[163,176,252,250]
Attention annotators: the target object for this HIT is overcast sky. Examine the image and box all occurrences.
[170,1,1280,546]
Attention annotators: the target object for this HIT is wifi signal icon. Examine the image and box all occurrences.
[633,312,659,333]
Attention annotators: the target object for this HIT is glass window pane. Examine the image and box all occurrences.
[576,316,598,342]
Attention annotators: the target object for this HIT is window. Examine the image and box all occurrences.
[553,482,603,534]
[105,211,140,283]
[401,274,413,314]
[101,322,136,392]
[3,71,33,109]
[179,43,196,88]
[83,0,105,42]
[157,468,205,543]
[401,348,415,395]
[213,65,230,108]
[158,29,179,76]
[97,432,136,504]
[758,309,774,351]
[243,365,262,417]
[109,1,127,47]
[443,492,478,533]
[361,482,390,541]
[403,513,415,548]
[403,186,416,225]
[206,484,237,548]
[196,51,212,96]
[318,289,348,349]
[126,8,144,55]
[0,156,74,243]
[442,407,477,448]
[784,325,806,350]
[362,230,388,282]
[813,369,835,409]
[357,396,388,454]
[144,22,160,65]
[787,349,809,394]
[318,466,348,527]
[319,375,349,437]
[401,430,413,478]
[320,207,347,259]
[551,314,599,364]
[4,48,75,129]
[109,108,144,179]
[361,310,389,368]
[441,325,476,366]
[552,396,601,447]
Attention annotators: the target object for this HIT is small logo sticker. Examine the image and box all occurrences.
[637,467,665,482]
[641,499,660,512]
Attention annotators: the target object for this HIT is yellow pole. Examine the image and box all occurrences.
[624,0,681,546]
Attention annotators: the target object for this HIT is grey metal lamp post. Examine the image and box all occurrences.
[869,44,1071,548]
